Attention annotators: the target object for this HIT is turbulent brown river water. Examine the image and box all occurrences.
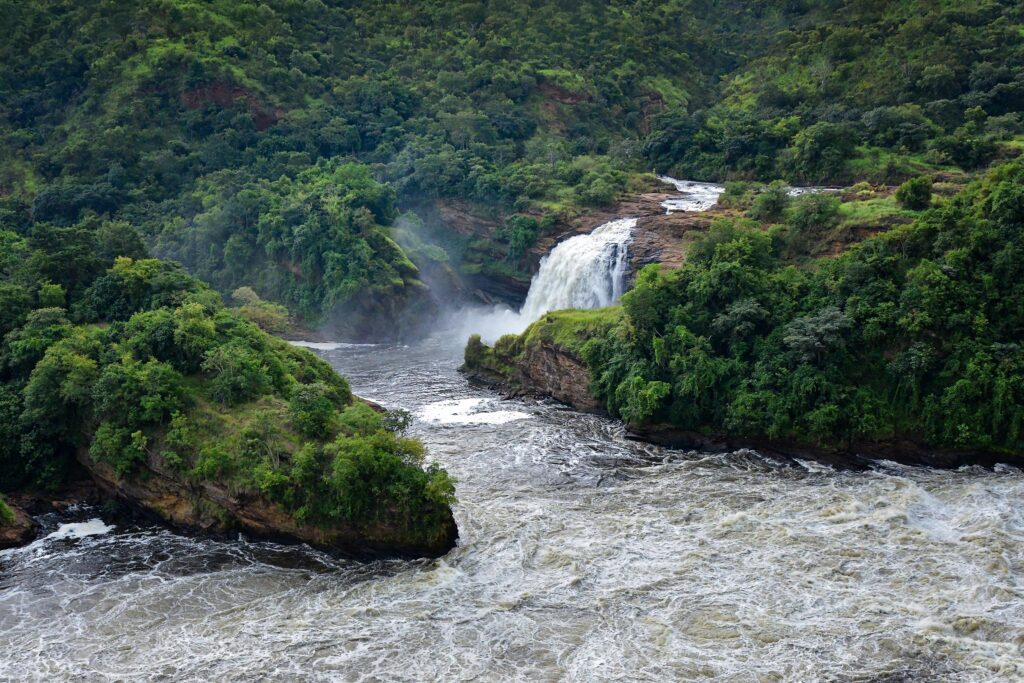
[3,333,1024,681]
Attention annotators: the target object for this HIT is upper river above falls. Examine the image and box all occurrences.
[2,331,1024,681]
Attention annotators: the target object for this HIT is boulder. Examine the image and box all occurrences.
[0,503,38,550]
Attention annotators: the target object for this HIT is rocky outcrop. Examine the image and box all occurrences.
[471,339,602,413]
[180,82,283,131]
[76,450,458,559]
[0,502,38,549]
[432,199,502,238]
[466,335,1023,471]
[528,186,733,284]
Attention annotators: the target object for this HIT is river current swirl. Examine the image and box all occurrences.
[2,334,1024,681]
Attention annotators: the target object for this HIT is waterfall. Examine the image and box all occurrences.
[465,218,635,341]
[519,217,636,321]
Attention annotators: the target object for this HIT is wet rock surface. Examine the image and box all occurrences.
[0,503,39,549]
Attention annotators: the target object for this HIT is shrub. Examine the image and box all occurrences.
[895,176,933,210]
[718,182,759,210]
[289,382,338,438]
[748,181,791,222]
[232,287,290,333]
[91,424,149,476]
[38,282,66,308]
[201,342,272,405]
[464,334,487,368]
[788,193,841,235]
[498,216,541,261]
[336,402,385,436]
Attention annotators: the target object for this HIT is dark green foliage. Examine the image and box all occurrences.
[791,123,859,183]
[286,402,454,530]
[202,342,272,406]
[895,176,934,210]
[288,382,338,439]
[567,162,1024,454]
[780,193,843,256]
[498,216,542,262]
[645,1,1024,182]
[0,208,453,534]
[0,0,770,330]
[464,334,488,368]
[747,182,791,222]
[1,0,1020,335]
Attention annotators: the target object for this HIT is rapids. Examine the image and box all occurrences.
[2,335,1024,681]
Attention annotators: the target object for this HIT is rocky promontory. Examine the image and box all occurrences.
[0,501,39,549]
[462,319,1023,472]
[79,446,458,558]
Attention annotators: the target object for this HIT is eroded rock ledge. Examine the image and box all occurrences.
[463,336,1022,471]
[0,503,39,549]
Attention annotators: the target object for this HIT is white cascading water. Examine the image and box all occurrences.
[467,217,636,340]
[519,217,635,321]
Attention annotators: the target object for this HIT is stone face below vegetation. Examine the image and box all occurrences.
[0,503,38,549]
[75,450,458,559]
[465,336,1024,471]
[468,337,603,414]
[531,191,727,284]
[429,184,728,309]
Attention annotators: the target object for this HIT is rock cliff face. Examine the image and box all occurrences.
[0,503,38,549]
[76,449,458,559]
[425,180,728,309]
[469,337,602,414]
[527,189,733,287]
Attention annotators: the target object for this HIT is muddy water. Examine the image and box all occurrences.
[2,335,1023,681]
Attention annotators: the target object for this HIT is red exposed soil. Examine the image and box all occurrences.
[180,82,283,130]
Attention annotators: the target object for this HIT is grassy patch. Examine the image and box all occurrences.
[845,147,950,183]
[838,196,918,226]
[521,307,625,355]
[0,495,14,526]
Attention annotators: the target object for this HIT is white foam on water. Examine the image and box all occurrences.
[418,398,531,425]
[289,341,376,351]
[46,518,115,540]
[657,175,725,213]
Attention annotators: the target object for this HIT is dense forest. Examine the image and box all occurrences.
[0,217,455,548]
[4,1,1020,334]
[2,0,1024,528]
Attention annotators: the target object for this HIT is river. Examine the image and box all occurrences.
[2,329,1024,681]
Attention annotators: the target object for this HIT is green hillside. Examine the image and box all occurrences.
[1,1,1021,335]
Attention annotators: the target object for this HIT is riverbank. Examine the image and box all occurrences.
[462,325,1024,472]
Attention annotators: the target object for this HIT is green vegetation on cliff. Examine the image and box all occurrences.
[645,1,1024,183]
[0,0,759,330]
[0,218,455,548]
[470,162,1024,455]
[6,1,1018,331]
[0,495,14,526]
